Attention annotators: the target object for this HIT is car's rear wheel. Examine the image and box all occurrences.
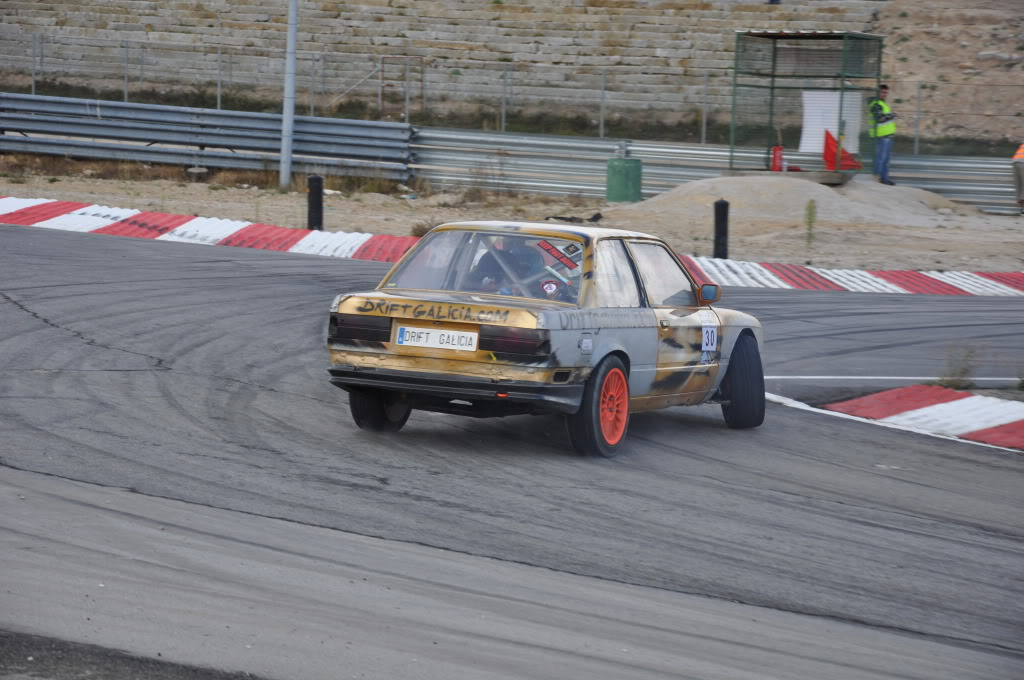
[349,389,412,432]
[720,334,765,429]
[566,355,630,457]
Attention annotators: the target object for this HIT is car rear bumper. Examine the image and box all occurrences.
[328,365,584,415]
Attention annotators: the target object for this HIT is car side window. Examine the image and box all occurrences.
[628,242,697,307]
[593,240,642,307]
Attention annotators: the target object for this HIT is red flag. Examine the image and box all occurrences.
[824,130,863,170]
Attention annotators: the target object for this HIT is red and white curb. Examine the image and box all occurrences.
[822,385,1024,450]
[2,195,1023,293]
[0,196,418,263]
[681,255,1024,296]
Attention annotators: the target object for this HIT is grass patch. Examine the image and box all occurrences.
[804,199,816,247]
[928,346,977,390]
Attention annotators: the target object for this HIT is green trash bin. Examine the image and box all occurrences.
[606,158,642,202]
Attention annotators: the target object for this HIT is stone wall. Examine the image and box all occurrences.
[0,1,884,120]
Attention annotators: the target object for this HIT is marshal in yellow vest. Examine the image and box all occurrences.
[868,98,896,138]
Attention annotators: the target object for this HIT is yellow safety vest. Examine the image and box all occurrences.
[868,98,896,138]
[1013,143,1024,162]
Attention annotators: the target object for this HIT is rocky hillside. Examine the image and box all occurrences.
[873,0,1023,143]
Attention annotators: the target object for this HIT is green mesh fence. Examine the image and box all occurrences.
[729,33,883,171]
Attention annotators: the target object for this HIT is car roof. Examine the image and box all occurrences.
[434,220,660,242]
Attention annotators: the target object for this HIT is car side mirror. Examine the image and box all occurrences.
[699,283,721,305]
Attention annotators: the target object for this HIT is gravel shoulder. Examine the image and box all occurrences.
[1,172,1021,271]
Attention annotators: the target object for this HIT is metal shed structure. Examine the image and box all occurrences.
[728,30,884,174]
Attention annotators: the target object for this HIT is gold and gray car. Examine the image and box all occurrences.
[327,221,765,456]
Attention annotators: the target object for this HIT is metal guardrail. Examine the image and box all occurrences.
[413,128,1017,214]
[0,94,1014,213]
[0,93,412,180]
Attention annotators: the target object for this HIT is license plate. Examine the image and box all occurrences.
[395,326,478,351]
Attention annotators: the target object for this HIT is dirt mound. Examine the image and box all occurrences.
[597,174,1021,271]
[607,175,973,229]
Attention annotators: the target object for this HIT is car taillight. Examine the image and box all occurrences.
[478,326,550,356]
[328,313,392,342]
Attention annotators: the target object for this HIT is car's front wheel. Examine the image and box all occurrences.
[349,389,412,432]
[720,334,765,429]
[566,355,630,457]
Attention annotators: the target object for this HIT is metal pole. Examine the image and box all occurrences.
[123,40,129,102]
[701,72,709,144]
[914,81,923,155]
[39,34,45,77]
[318,53,325,116]
[767,40,778,167]
[836,35,848,171]
[377,56,384,116]
[500,64,509,132]
[835,118,845,172]
[713,199,729,259]
[138,44,145,87]
[30,35,37,95]
[728,38,741,169]
[599,69,606,138]
[307,175,323,230]
[309,54,315,116]
[217,47,222,109]
[404,58,410,122]
[279,0,299,189]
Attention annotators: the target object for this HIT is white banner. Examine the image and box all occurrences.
[799,91,863,155]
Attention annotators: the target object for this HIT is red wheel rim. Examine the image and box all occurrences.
[599,368,628,445]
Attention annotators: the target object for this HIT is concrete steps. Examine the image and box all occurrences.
[0,0,883,115]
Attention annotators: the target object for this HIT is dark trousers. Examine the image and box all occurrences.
[874,135,893,183]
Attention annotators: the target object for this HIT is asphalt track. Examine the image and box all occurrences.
[1,225,1022,679]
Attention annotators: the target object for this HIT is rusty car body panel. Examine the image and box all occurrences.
[327,221,764,419]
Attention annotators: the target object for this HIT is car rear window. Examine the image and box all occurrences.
[383,230,584,303]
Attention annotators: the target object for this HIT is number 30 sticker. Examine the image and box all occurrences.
[701,326,718,352]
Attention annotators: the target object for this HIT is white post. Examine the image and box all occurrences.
[279,0,299,189]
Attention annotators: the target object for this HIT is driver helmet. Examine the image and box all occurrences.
[507,246,545,279]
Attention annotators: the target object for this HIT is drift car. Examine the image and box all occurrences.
[327,221,765,456]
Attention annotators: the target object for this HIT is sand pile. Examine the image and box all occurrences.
[606,175,975,229]
[597,174,1021,270]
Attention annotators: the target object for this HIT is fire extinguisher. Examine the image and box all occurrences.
[770,127,784,171]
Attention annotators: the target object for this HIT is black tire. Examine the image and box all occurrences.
[349,389,412,432]
[566,355,630,457]
[720,333,765,429]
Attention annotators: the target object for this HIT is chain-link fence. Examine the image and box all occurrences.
[883,80,1023,155]
[2,31,1021,153]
